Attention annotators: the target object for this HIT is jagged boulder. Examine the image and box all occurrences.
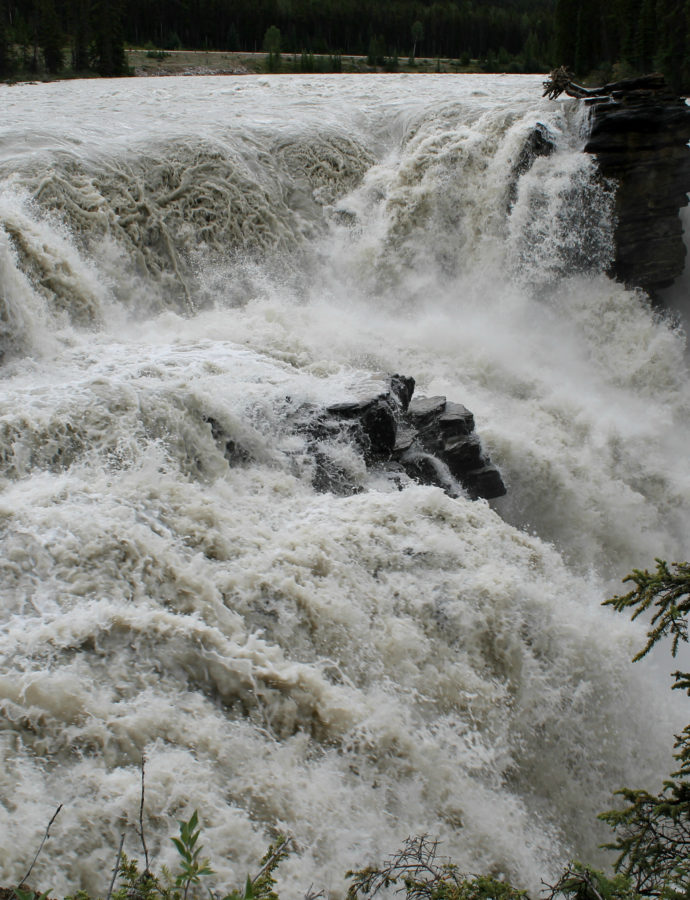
[508,123,556,208]
[320,377,506,500]
[206,376,506,501]
[396,394,505,500]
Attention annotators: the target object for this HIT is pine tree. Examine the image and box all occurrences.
[635,0,656,71]
[39,0,64,73]
[601,560,690,895]
[410,19,423,61]
[91,0,127,76]
[71,0,90,72]
[225,23,240,51]
[554,0,578,67]
[263,24,281,71]
[0,12,12,78]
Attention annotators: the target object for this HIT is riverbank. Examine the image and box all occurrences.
[2,48,505,83]
[125,48,480,75]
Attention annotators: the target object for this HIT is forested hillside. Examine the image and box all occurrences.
[1,0,689,89]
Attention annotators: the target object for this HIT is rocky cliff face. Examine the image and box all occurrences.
[582,74,690,295]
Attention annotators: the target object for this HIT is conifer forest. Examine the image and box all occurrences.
[2,0,690,90]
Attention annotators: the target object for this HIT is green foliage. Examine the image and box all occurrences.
[366,34,386,66]
[39,0,64,73]
[263,26,281,72]
[235,835,292,900]
[13,889,53,900]
[599,787,690,898]
[71,0,91,72]
[0,13,14,77]
[410,19,423,59]
[106,817,291,900]
[111,855,161,900]
[605,560,690,661]
[544,863,638,900]
[171,811,214,900]
[90,0,128,76]
[346,835,527,900]
[600,561,690,899]
[262,25,281,53]
[162,32,181,50]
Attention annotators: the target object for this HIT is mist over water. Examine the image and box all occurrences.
[1,75,689,897]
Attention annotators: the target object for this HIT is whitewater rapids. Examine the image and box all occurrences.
[0,74,688,897]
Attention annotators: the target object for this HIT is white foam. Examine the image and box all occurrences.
[0,74,687,898]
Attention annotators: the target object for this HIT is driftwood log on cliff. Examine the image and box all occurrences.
[544,68,690,296]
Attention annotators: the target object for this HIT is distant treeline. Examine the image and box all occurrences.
[1,0,689,90]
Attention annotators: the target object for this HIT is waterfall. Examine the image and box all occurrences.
[0,74,687,898]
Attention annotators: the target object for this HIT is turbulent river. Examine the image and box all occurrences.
[1,73,689,897]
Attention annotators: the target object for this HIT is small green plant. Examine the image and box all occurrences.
[171,811,214,900]
[111,855,161,900]
[13,890,53,900]
[543,863,638,900]
[105,818,291,900]
[346,835,527,900]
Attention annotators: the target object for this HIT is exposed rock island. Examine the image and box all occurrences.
[207,375,506,502]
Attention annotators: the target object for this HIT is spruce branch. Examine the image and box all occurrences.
[604,560,690,660]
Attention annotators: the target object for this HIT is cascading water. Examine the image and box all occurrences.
[1,74,688,897]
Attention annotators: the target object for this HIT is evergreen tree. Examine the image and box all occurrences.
[71,0,91,71]
[602,560,690,895]
[263,24,281,71]
[411,19,423,61]
[225,22,240,51]
[39,0,64,73]
[14,15,33,71]
[0,11,12,78]
[654,0,690,90]
[554,0,578,67]
[91,0,127,76]
[635,0,656,71]
[522,31,541,71]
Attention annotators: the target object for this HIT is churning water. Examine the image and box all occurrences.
[1,74,689,897]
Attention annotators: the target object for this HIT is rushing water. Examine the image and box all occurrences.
[1,74,689,897]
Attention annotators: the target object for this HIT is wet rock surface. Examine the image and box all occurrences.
[508,122,556,207]
[300,376,505,500]
[206,376,506,500]
[582,74,690,295]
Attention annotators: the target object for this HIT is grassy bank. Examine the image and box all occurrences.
[1,47,522,83]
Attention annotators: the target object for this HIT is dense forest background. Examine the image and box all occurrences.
[1,0,689,89]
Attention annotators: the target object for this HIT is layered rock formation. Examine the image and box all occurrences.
[545,70,690,295]
[320,377,506,500]
[584,74,690,294]
[207,375,506,502]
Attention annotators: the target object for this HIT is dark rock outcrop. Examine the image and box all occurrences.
[399,394,505,500]
[301,376,505,500]
[508,123,556,207]
[550,71,690,295]
[206,376,506,501]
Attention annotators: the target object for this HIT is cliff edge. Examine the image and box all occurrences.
[545,69,690,296]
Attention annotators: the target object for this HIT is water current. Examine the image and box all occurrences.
[1,74,689,897]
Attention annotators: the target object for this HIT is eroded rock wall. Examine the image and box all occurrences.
[583,75,690,294]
